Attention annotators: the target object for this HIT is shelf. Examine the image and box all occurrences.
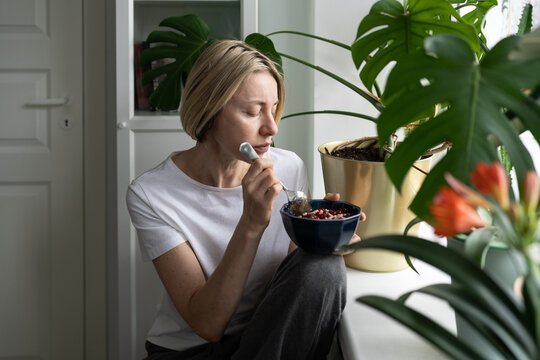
[134,110,179,116]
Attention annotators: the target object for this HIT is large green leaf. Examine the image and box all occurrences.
[400,283,532,359]
[344,235,537,357]
[140,14,211,110]
[377,33,540,219]
[357,295,485,359]
[245,33,284,76]
[351,0,479,92]
[139,18,285,111]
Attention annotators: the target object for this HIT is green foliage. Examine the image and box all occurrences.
[463,227,498,266]
[518,4,534,35]
[378,34,540,218]
[140,15,212,111]
[456,0,498,49]
[341,235,539,360]
[244,33,284,76]
[499,146,514,190]
[140,16,283,111]
[351,0,480,93]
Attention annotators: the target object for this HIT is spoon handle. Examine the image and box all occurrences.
[239,142,259,161]
[240,142,290,192]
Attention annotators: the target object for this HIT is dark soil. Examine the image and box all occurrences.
[326,137,449,163]
[330,146,385,162]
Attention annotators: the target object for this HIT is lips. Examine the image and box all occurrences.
[253,143,271,153]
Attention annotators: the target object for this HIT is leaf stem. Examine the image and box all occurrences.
[280,110,377,122]
[278,52,383,112]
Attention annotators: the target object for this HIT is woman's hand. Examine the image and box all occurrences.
[323,192,340,202]
[323,193,367,256]
[241,158,281,228]
[333,233,362,256]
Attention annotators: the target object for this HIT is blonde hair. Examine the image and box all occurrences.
[180,40,285,142]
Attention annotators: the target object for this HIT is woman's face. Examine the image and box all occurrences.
[209,71,279,160]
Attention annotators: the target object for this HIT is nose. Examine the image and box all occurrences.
[260,109,278,136]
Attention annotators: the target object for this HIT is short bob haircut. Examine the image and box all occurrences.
[180,40,285,142]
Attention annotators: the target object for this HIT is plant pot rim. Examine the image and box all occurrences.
[318,139,433,164]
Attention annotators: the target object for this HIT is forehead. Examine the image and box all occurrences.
[232,71,278,101]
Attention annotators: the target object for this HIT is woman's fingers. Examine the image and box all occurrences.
[245,161,280,199]
[349,233,361,245]
[323,193,340,201]
[242,158,281,224]
[332,234,361,256]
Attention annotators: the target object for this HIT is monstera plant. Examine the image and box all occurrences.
[379,31,540,218]
[138,14,282,111]
[139,0,539,220]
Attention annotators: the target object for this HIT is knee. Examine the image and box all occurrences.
[291,249,346,295]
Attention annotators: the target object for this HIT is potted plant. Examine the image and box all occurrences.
[139,0,539,272]
[332,7,539,355]
[346,148,540,358]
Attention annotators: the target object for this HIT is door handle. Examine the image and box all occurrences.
[25,96,70,107]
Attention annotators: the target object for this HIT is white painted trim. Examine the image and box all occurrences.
[241,0,258,37]
[83,0,108,357]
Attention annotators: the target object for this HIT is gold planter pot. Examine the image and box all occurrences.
[319,140,431,272]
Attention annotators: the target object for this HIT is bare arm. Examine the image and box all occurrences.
[152,158,281,342]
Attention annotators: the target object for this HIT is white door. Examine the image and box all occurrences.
[0,0,84,359]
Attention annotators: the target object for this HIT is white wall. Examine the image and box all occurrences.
[259,0,379,197]
[258,0,316,187]
[311,0,379,197]
[484,0,540,48]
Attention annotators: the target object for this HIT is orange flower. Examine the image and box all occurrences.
[429,187,486,237]
[470,162,510,210]
[523,170,540,213]
[444,173,492,210]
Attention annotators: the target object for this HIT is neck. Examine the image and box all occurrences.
[174,142,249,188]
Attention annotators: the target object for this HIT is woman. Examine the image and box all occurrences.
[127,40,364,359]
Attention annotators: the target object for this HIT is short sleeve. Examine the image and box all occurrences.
[126,182,187,261]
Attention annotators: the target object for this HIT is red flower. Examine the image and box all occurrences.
[444,173,492,210]
[430,187,486,237]
[523,170,540,213]
[470,162,509,210]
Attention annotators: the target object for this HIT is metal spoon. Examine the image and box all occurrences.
[239,142,311,216]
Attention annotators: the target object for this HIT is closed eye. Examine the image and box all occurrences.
[245,106,261,117]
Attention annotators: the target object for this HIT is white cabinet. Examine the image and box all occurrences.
[111,1,257,358]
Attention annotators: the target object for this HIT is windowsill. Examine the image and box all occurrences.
[339,240,456,359]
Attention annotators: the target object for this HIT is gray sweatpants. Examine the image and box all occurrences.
[145,248,347,360]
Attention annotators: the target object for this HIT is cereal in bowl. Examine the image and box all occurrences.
[301,207,353,220]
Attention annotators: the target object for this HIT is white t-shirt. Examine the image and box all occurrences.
[126,147,309,351]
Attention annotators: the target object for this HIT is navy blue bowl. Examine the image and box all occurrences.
[280,199,362,254]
